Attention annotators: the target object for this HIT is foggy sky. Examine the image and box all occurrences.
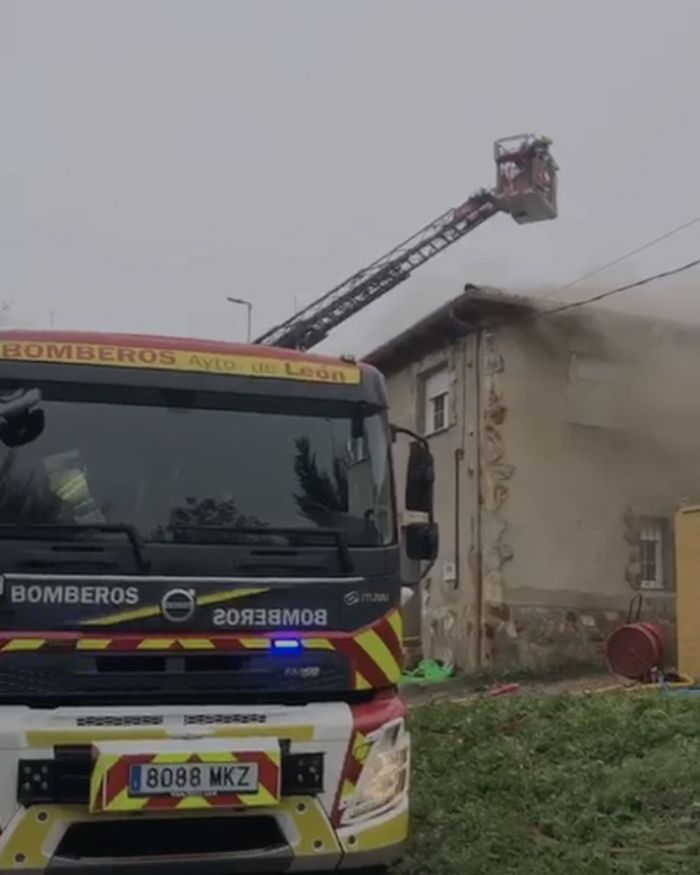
[3,0,700,354]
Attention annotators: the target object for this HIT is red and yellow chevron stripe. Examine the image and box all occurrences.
[0,609,404,690]
[89,748,280,814]
[339,609,404,689]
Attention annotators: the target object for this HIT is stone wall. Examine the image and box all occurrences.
[380,305,700,673]
[481,313,690,671]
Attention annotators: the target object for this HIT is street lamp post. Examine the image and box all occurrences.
[226,297,253,343]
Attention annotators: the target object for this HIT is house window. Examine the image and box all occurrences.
[431,393,447,431]
[570,354,625,384]
[639,520,665,590]
[567,353,626,430]
[423,368,450,436]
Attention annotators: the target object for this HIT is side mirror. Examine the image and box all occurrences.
[404,521,438,561]
[405,440,434,513]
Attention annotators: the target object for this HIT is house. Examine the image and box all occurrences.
[366,286,700,671]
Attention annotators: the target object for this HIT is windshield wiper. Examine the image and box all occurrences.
[167,525,354,574]
[0,523,150,571]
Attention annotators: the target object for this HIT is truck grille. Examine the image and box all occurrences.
[74,714,269,727]
[76,714,164,727]
[55,815,287,859]
[0,653,349,705]
[184,713,268,726]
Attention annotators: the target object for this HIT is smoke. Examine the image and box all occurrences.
[521,288,700,498]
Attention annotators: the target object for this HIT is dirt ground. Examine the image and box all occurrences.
[400,672,630,707]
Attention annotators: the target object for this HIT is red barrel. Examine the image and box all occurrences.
[639,622,664,652]
[606,622,664,680]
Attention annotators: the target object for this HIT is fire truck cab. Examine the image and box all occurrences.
[0,331,436,874]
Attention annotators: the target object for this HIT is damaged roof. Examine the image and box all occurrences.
[364,285,535,374]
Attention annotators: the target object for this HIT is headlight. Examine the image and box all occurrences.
[341,719,410,823]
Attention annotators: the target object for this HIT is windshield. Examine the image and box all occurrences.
[0,388,394,547]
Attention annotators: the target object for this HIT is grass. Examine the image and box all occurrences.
[401,659,606,697]
[399,692,700,874]
[452,658,607,687]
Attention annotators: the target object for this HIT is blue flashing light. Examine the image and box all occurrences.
[272,638,302,651]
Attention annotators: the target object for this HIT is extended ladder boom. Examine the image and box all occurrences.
[256,134,558,351]
[256,195,498,351]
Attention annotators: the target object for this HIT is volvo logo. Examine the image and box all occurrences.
[161,588,196,623]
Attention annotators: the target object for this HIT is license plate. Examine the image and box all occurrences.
[128,762,260,796]
[90,739,281,813]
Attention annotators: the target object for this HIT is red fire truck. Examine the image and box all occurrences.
[0,333,436,873]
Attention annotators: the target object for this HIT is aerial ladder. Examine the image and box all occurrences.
[255,134,559,351]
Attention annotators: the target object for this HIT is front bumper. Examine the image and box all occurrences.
[0,798,408,874]
[0,699,408,874]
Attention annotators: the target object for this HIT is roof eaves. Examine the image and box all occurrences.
[364,285,534,373]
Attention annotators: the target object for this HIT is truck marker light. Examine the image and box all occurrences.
[272,639,301,651]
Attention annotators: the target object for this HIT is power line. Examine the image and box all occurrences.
[539,256,700,319]
[541,214,700,302]
[464,257,700,335]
